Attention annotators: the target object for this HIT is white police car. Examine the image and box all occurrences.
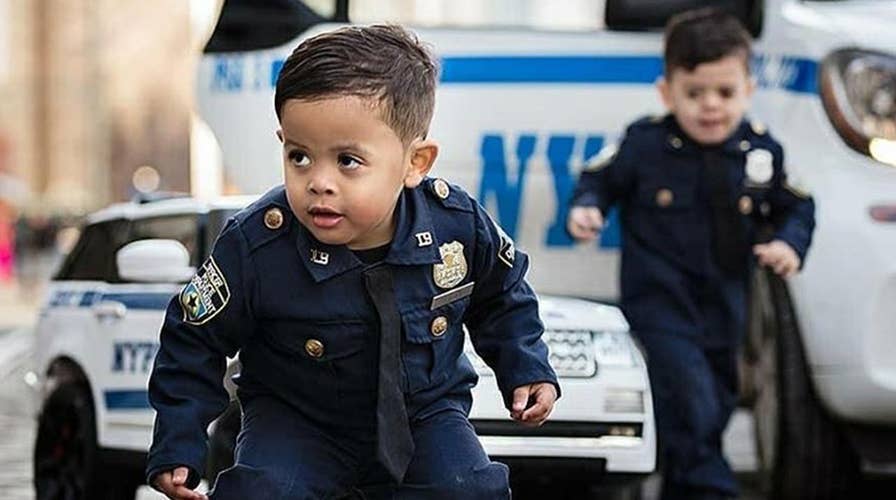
[31,194,655,499]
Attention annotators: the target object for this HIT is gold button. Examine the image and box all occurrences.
[305,339,324,358]
[656,188,674,207]
[738,195,754,215]
[739,140,751,152]
[669,135,683,149]
[433,178,450,200]
[431,316,448,337]
[264,207,284,230]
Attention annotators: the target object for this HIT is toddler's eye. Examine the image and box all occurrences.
[687,88,702,99]
[338,154,362,170]
[289,151,311,167]
[719,87,734,99]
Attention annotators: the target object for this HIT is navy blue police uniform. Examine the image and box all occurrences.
[571,114,815,499]
[145,178,559,499]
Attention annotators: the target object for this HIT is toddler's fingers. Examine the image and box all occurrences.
[172,467,190,486]
[510,386,530,419]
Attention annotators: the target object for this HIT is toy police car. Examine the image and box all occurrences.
[31,194,655,499]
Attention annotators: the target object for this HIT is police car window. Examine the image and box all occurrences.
[349,0,605,30]
[130,215,201,266]
[204,0,332,53]
[54,220,130,282]
[204,209,239,259]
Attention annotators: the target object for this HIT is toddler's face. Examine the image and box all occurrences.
[278,95,419,249]
[659,54,755,145]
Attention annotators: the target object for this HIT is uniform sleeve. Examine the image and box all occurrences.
[570,133,637,214]
[145,219,256,487]
[768,146,816,264]
[464,202,560,409]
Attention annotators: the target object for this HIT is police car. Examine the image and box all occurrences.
[31,194,655,499]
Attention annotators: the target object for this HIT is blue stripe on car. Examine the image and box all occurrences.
[104,389,151,410]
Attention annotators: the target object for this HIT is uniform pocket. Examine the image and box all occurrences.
[400,298,469,393]
[260,319,376,408]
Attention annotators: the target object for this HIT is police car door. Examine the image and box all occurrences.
[94,213,201,451]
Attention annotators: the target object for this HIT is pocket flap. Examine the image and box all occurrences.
[264,320,369,361]
[401,298,468,344]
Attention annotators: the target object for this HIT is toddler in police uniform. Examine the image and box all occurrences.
[147,25,559,500]
[568,8,815,500]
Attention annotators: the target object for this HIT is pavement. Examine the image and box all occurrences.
[0,282,41,333]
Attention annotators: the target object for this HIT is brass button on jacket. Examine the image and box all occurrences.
[305,339,324,358]
[431,316,448,337]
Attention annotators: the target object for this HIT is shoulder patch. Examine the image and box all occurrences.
[584,142,619,172]
[180,257,230,325]
[486,213,515,268]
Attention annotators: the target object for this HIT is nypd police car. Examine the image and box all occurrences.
[31,194,655,499]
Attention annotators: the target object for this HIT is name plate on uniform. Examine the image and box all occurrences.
[431,282,475,310]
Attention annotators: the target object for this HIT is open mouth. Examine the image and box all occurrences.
[308,206,344,229]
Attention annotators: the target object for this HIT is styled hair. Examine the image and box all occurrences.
[664,7,752,76]
[274,24,438,144]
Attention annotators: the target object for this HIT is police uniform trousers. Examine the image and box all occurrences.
[208,394,510,500]
[630,280,745,500]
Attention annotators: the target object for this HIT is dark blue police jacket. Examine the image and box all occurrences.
[572,114,815,344]
[145,178,559,487]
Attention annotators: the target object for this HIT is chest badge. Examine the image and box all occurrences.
[433,241,467,289]
[745,148,774,185]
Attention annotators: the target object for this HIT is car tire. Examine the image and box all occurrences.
[33,378,140,500]
[750,270,860,500]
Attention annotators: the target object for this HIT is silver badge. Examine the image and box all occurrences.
[433,241,467,289]
[745,148,774,185]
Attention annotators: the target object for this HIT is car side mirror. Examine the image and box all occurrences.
[117,239,195,283]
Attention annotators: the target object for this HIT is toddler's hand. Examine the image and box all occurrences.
[567,206,604,242]
[510,383,557,427]
[152,466,207,500]
[753,240,801,277]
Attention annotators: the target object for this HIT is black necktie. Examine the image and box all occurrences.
[363,265,415,482]
[703,150,748,277]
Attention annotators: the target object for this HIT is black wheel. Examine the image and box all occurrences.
[33,379,141,500]
[33,381,99,500]
[749,269,860,499]
[206,398,241,487]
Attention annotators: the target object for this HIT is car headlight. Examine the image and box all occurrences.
[820,48,896,167]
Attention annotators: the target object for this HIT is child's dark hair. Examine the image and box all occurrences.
[274,24,438,145]
[664,7,752,76]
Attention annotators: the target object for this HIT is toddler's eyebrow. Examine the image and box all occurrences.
[329,141,372,157]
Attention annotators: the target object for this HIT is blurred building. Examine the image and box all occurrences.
[0,0,197,215]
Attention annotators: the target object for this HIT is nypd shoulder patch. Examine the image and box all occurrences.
[180,257,231,325]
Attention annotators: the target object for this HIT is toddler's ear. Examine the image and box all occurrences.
[656,76,674,111]
[404,139,439,188]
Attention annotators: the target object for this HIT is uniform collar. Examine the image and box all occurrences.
[384,187,441,266]
[663,115,752,155]
[294,187,441,283]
